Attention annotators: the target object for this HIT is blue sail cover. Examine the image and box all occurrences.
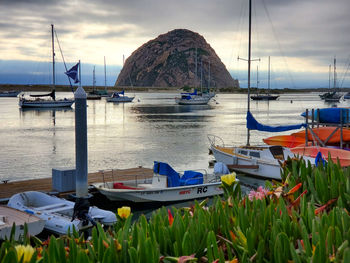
[247,111,306,132]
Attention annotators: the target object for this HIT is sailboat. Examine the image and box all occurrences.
[87,66,102,100]
[251,56,279,100]
[107,55,135,103]
[89,57,110,97]
[208,0,315,180]
[175,50,211,105]
[321,58,342,102]
[19,25,75,108]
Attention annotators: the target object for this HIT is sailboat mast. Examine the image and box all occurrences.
[93,66,96,90]
[104,56,107,91]
[267,56,270,95]
[200,59,203,92]
[256,65,259,89]
[329,64,331,90]
[247,0,252,145]
[51,24,55,91]
[208,60,211,90]
[334,56,337,90]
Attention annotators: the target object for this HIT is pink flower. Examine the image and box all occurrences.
[248,186,268,201]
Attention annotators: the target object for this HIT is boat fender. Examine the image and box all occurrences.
[214,162,230,175]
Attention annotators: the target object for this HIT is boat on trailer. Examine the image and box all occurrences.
[7,191,117,235]
[93,161,226,203]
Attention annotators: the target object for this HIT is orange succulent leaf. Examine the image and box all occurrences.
[103,240,109,248]
[291,190,308,207]
[168,209,174,226]
[315,198,338,215]
[286,183,302,196]
[229,230,237,242]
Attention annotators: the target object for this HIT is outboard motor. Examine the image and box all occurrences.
[72,197,96,227]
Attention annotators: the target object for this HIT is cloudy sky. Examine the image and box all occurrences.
[0,0,350,88]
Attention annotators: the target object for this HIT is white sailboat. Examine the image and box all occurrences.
[208,0,315,180]
[250,56,279,101]
[19,24,75,108]
[175,49,211,105]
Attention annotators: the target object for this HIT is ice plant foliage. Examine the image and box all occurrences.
[2,158,350,262]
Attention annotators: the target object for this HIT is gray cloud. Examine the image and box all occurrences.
[0,0,350,87]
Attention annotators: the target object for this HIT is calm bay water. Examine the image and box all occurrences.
[0,91,347,185]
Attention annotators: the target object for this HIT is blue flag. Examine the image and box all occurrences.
[65,62,80,83]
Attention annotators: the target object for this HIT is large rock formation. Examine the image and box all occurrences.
[115,29,239,89]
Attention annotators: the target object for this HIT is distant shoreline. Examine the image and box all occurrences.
[0,84,346,94]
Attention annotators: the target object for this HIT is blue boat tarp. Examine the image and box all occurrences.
[153,161,203,187]
[180,171,203,185]
[301,108,350,124]
[247,111,306,132]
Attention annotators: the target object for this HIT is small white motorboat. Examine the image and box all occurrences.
[0,205,45,240]
[7,191,117,235]
[93,161,226,203]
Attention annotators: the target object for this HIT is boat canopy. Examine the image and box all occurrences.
[247,111,306,132]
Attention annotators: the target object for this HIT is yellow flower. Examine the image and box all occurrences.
[15,245,35,263]
[221,172,236,186]
[118,206,131,219]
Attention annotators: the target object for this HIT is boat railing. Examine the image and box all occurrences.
[207,134,225,147]
[99,169,151,189]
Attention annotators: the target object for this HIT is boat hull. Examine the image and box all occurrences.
[210,145,283,180]
[106,96,134,102]
[94,182,223,202]
[19,99,74,108]
[0,91,21,97]
[0,206,45,240]
[290,146,350,167]
[263,135,305,148]
[292,127,350,144]
[250,95,279,101]
[7,191,116,235]
[175,96,210,105]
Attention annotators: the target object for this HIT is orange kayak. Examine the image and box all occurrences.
[292,127,350,144]
[290,146,350,167]
[263,135,305,148]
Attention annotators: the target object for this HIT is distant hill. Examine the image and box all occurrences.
[115,29,239,89]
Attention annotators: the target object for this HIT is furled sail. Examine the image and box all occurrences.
[30,90,55,100]
[247,111,305,132]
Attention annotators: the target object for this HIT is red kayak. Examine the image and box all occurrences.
[292,127,350,144]
[263,135,305,148]
[290,146,350,167]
